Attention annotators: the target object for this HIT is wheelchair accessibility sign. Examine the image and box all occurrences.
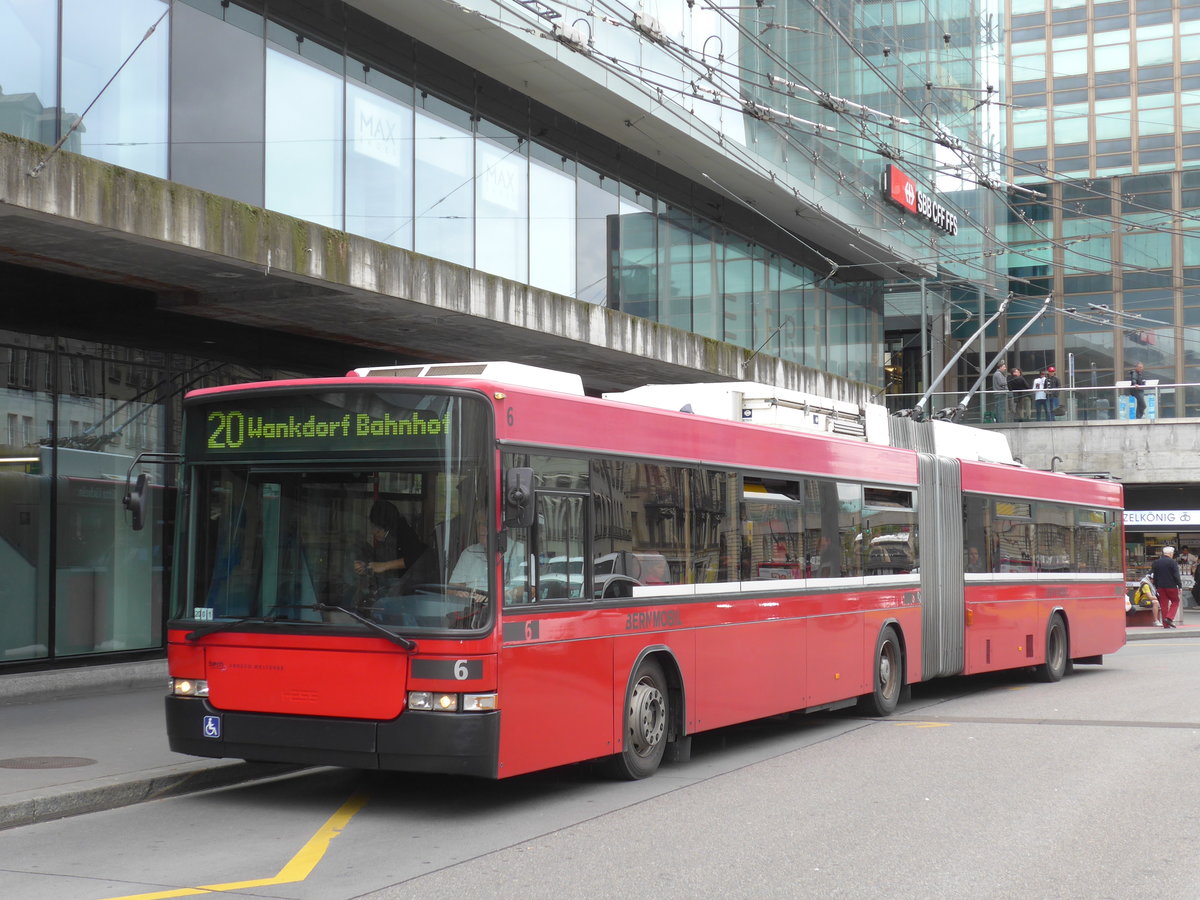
[203,715,221,739]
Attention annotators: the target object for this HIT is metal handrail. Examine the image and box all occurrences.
[881,381,1197,426]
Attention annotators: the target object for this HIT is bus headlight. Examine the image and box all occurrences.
[172,678,209,698]
[408,691,457,711]
[408,691,493,712]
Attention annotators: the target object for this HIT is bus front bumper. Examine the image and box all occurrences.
[165,696,500,778]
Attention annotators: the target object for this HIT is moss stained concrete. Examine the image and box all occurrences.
[1,132,874,401]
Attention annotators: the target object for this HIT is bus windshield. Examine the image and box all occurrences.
[175,390,493,632]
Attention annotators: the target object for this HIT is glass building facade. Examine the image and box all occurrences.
[0,325,321,664]
[0,0,1014,392]
[0,0,1005,384]
[0,0,1002,666]
[997,0,1200,418]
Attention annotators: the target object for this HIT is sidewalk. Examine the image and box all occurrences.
[1125,599,1200,639]
[3,621,1199,831]
[0,660,300,830]
[1126,619,1200,640]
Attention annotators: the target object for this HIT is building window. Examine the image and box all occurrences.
[345,68,414,249]
[475,121,529,284]
[414,95,474,268]
[265,45,345,230]
[529,146,577,298]
[61,0,169,177]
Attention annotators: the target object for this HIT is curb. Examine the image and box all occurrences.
[1125,626,1200,641]
[0,759,306,831]
[0,660,167,707]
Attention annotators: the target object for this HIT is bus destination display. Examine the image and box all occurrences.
[190,395,457,455]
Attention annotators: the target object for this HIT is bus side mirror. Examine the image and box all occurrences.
[504,467,534,528]
[124,473,149,531]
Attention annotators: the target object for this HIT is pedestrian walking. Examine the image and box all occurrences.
[1151,545,1183,628]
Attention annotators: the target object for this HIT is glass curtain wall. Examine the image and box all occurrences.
[614,187,658,321]
[1,334,54,663]
[476,121,529,283]
[529,145,577,298]
[0,1,58,147]
[265,26,344,230]
[170,1,265,204]
[61,0,169,177]
[415,94,475,268]
[51,342,172,659]
[1000,0,1200,421]
[0,334,177,663]
[0,329,301,664]
[0,0,886,384]
[576,166,619,306]
[345,64,415,249]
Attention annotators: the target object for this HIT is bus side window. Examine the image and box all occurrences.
[502,525,533,605]
[533,492,588,601]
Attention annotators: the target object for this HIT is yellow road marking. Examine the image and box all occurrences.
[894,721,950,728]
[102,791,368,900]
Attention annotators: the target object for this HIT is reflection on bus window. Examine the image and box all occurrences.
[590,458,738,592]
[533,492,586,600]
[862,487,916,576]
[743,478,803,580]
[964,496,1120,575]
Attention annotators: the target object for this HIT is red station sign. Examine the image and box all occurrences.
[882,164,959,236]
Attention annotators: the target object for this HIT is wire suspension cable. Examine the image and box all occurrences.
[907,292,1012,418]
[951,294,1055,421]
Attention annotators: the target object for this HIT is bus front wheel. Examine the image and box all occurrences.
[858,625,903,717]
[607,657,669,780]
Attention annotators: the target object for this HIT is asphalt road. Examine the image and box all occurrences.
[3,639,1200,900]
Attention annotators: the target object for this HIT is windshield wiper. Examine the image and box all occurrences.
[184,606,417,650]
[185,615,278,642]
[311,604,417,650]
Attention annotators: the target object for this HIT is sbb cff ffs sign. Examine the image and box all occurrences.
[883,165,959,236]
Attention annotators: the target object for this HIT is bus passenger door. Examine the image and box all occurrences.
[498,490,613,776]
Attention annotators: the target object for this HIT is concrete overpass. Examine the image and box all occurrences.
[995,419,1200,486]
[0,132,873,404]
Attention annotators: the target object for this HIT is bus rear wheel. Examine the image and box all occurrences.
[858,625,903,717]
[1035,614,1068,683]
[607,657,669,780]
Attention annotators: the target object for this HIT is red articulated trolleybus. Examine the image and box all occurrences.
[148,362,1125,780]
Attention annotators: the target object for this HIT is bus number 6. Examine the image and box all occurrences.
[454,660,470,681]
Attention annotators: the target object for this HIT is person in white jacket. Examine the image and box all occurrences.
[1032,369,1051,421]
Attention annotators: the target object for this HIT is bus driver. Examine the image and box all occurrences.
[354,499,427,598]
